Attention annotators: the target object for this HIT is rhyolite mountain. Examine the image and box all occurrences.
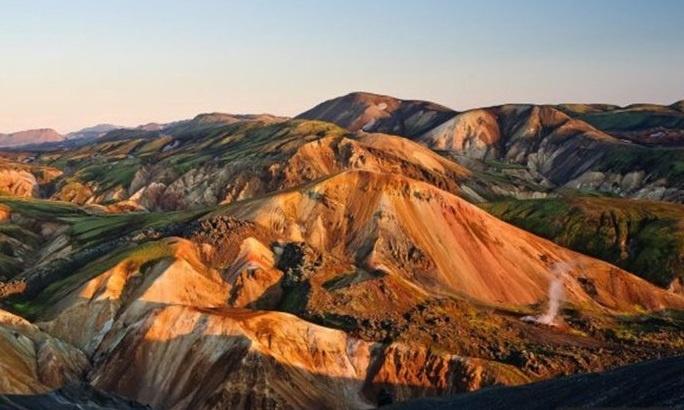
[0,93,683,409]
[0,128,64,148]
[296,91,456,137]
[301,92,684,203]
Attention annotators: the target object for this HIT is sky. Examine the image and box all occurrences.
[1,0,683,134]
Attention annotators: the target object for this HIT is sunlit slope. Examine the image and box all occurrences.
[221,169,684,310]
[3,171,682,409]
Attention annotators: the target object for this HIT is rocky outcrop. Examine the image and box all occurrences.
[38,238,229,354]
[368,343,528,403]
[0,159,61,198]
[564,171,684,202]
[0,169,39,197]
[420,109,501,157]
[225,237,283,309]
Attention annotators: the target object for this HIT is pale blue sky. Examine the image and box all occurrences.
[1,0,683,133]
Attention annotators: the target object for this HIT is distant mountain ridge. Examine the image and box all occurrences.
[66,124,122,141]
[0,112,288,150]
[0,128,64,148]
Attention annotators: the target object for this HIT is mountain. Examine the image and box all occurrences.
[415,105,643,198]
[219,169,682,310]
[0,92,683,409]
[417,104,617,157]
[411,104,684,202]
[0,306,148,409]
[159,112,287,137]
[0,129,64,148]
[298,94,684,203]
[296,92,456,137]
[65,124,122,141]
[0,169,682,408]
[0,157,62,201]
[0,113,287,152]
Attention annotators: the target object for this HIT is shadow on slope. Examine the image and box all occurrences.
[0,383,149,410]
[84,306,526,409]
[390,355,684,410]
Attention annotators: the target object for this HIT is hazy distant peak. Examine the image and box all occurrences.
[66,124,122,140]
[0,128,64,147]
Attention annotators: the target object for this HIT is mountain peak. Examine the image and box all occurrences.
[297,91,455,137]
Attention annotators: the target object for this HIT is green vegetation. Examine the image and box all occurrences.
[580,110,684,132]
[67,208,205,248]
[610,310,684,347]
[0,222,41,277]
[0,195,205,250]
[74,157,141,193]
[0,223,41,248]
[599,145,684,185]
[18,240,174,319]
[484,197,574,239]
[0,196,207,318]
[482,196,684,288]
[0,196,87,220]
